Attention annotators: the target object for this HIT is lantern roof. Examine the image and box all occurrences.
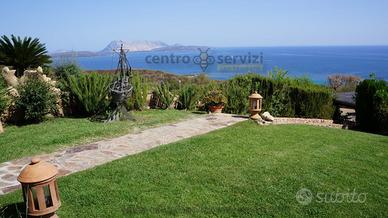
[18,158,58,183]
[249,91,263,99]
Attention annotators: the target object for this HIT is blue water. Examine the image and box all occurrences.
[54,46,388,83]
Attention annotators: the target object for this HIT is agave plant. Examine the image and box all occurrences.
[156,81,175,109]
[0,35,52,77]
[65,73,113,116]
[177,84,199,110]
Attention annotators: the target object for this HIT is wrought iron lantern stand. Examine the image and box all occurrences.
[106,44,134,122]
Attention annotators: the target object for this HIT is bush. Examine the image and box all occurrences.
[15,77,56,123]
[127,73,149,110]
[222,78,251,114]
[177,84,199,110]
[155,82,175,109]
[53,62,82,81]
[0,88,9,116]
[65,73,112,116]
[355,76,388,134]
[223,73,334,119]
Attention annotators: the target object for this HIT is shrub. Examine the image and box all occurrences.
[374,89,388,134]
[222,78,251,114]
[267,84,292,117]
[0,88,9,115]
[355,76,388,134]
[267,67,288,82]
[65,73,112,116]
[177,84,199,110]
[53,62,82,81]
[155,82,175,109]
[0,35,51,77]
[127,73,149,110]
[223,73,334,119]
[15,77,56,123]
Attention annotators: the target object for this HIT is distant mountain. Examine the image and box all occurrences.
[152,44,206,51]
[100,40,168,54]
[50,51,98,58]
[50,40,204,57]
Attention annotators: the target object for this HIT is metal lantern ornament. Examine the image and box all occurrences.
[249,91,263,120]
[18,158,61,218]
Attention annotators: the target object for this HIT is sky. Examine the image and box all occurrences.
[1,0,388,51]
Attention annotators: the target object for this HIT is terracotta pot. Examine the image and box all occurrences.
[208,104,224,113]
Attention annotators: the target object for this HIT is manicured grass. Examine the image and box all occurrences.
[1,122,387,217]
[0,109,196,163]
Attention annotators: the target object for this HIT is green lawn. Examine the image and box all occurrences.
[0,109,195,163]
[1,121,387,217]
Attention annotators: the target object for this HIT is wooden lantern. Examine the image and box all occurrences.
[18,158,61,218]
[249,91,263,120]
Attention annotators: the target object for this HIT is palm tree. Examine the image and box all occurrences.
[0,35,52,77]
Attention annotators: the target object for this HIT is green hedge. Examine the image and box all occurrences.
[355,77,388,134]
[223,74,334,119]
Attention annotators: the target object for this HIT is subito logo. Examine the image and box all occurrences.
[193,48,215,72]
[296,188,313,205]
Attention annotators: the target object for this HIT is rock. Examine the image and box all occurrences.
[0,121,3,133]
[7,87,19,97]
[261,111,274,122]
[1,67,19,87]
[36,66,43,74]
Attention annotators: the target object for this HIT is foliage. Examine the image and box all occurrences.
[0,35,51,77]
[155,81,175,109]
[15,77,56,123]
[128,73,149,110]
[0,88,9,115]
[355,76,388,134]
[267,67,288,81]
[202,90,227,107]
[64,73,112,116]
[328,74,361,92]
[267,84,292,116]
[177,83,199,110]
[223,73,334,119]
[53,62,82,81]
[222,78,250,114]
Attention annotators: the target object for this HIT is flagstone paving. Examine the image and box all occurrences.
[0,113,246,195]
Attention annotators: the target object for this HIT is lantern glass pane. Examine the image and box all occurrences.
[253,100,257,109]
[43,185,53,207]
[31,188,40,210]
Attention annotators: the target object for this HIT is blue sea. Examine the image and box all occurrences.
[53,46,388,84]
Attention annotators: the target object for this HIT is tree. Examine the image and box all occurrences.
[0,35,52,77]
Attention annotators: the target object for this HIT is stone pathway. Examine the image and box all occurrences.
[0,113,246,195]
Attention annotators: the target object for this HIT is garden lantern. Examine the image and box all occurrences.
[18,158,61,218]
[249,91,263,120]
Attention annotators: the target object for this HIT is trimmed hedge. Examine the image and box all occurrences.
[223,74,334,119]
[355,77,388,134]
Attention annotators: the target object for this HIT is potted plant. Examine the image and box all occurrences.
[203,90,227,113]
